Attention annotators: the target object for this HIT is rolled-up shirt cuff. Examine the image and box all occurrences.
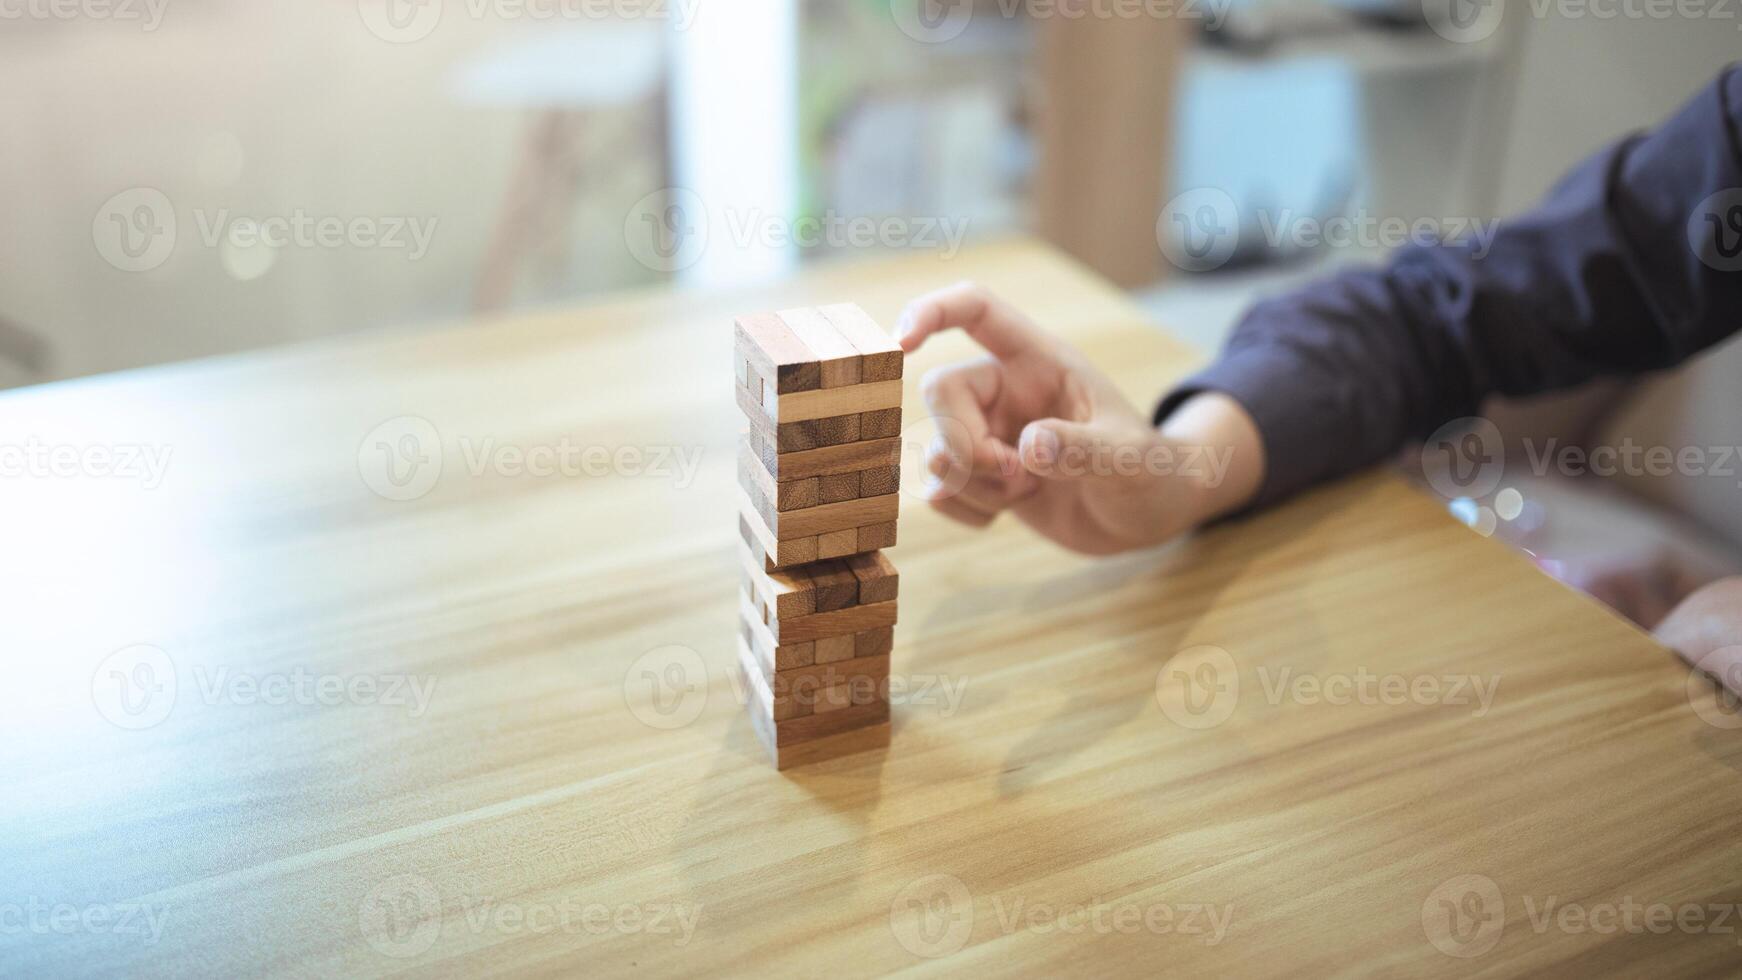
[1153,342,1346,514]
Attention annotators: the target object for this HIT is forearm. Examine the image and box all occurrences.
[1155,391,1264,524]
[1157,67,1742,511]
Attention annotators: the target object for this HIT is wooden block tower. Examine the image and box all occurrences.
[734,304,903,769]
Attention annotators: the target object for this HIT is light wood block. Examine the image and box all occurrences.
[778,307,862,388]
[820,303,903,382]
[735,312,820,393]
[816,528,858,559]
[856,521,898,551]
[772,379,902,424]
[845,551,899,605]
[751,436,901,484]
[770,599,897,645]
[814,633,856,664]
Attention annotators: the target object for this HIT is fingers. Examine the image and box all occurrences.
[1018,418,1121,480]
[895,281,1045,360]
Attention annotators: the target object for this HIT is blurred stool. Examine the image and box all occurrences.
[452,24,665,312]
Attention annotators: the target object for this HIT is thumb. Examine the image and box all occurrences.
[1018,418,1119,480]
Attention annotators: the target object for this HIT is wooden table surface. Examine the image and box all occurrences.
[3,239,1739,978]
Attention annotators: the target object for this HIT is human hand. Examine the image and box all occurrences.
[895,282,1263,555]
[1654,576,1742,699]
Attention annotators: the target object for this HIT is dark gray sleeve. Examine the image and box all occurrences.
[1156,65,1742,510]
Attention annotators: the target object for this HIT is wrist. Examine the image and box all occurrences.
[1155,391,1265,524]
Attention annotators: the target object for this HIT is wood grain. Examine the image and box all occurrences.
[4,239,1738,978]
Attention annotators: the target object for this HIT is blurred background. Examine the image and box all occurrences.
[2,0,1739,611]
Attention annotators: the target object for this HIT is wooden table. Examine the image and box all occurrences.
[4,240,1739,977]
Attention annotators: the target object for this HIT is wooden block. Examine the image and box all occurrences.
[767,655,890,703]
[772,697,889,746]
[746,710,891,771]
[758,437,901,483]
[739,592,816,671]
[737,541,816,619]
[856,521,897,551]
[737,634,811,721]
[750,490,899,541]
[778,307,862,388]
[735,312,820,393]
[817,528,857,559]
[859,466,899,498]
[855,626,894,659]
[806,562,859,612]
[814,412,861,447]
[845,551,899,605]
[818,472,860,505]
[814,633,856,664]
[739,493,821,569]
[820,303,903,382]
[860,407,902,440]
[739,440,819,512]
[774,380,902,424]
[772,599,898,645]
[814,682,853,713]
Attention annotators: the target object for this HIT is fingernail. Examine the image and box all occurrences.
[895,311,915,340]
[1032,425,1059,464]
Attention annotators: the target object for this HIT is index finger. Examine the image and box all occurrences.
[894,281,1044,360]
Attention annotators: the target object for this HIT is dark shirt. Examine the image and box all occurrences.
[1157,65,1742,510]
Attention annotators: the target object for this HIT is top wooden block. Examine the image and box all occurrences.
[735,304,902,394]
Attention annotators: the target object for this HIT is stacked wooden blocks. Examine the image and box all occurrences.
[735,303,903,769]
